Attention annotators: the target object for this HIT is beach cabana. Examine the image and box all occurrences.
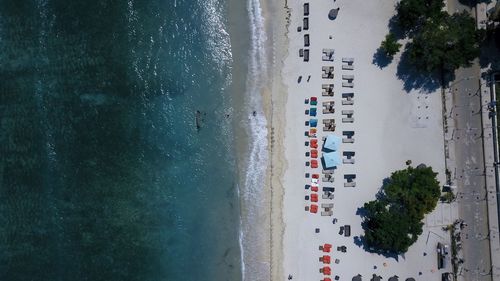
[323,152,341,169]
[323,134,341,151]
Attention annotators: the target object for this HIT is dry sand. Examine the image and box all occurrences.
[269,0,459,280]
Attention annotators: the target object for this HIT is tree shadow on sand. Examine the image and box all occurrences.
[372,47,393,69]
[395,48,444,93]
[371,14,453,93]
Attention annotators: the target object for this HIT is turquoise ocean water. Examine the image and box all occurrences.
[0,0,271,280]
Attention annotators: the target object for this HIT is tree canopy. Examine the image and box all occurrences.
[380,33,402,57]
[396,0,445,33]
[377,0,482,76]
[407,12,481,73]
[361,165,441,254]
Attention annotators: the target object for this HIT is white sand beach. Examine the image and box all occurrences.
[272,0,458,280]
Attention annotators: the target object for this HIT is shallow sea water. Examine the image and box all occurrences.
[0,1,242,280]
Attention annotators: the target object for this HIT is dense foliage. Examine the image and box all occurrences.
[407,12,481,72]
[378,0,482,74]
[380,33,402,57]
[396,0,445,33]
[362,166,441,254]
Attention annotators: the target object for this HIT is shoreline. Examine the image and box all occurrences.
[265,0,290,280]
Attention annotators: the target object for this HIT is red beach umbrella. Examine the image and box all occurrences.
[310,204,318,213]
[323,266,331,275]
[310,194,318,202]
[323,278,332,281]
[311,160,318,168]
[311,185,318,192]
[322,255,331,264]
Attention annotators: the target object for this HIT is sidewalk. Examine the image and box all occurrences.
[477,2,500,281]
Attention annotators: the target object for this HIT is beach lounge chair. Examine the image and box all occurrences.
[344,181,356,187]
[321,211,334,216]
[342,117,354,123]
[341,92,354,105]
[304,34,310,47]
[303,17,309,30]
[304,49,309,62]
[342,82,354,88]
[342,57,354,63]
[322,192,334,199]
[344,225,351,237]
[323,125,335,132]
[322,90,334,97]
[343,158,355,164]
[342,99,354,105]
[299,48,304,57]
[342,138,354,143]
[342,64,354,70]
[303,3,309,16]
[341,110,354,115]
[342,74,354,80]
[322,203,334,208]
[322,176,334,182]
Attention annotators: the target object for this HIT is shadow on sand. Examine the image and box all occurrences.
[371,14,448,93]
[395,48,443,93]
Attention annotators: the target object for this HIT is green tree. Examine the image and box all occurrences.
[396,0,445,33]
[361,165,441,254]
[407,12,481,73]
[380,33,402,57]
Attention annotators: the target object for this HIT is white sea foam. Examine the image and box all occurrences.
[239,0,270,280]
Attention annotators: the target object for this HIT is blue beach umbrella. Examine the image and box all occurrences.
[323,134,341,151]
[322,151,341,169]
[310,119,318,127]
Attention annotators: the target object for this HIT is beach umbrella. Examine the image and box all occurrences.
[311,160,318,168]
[371,275,382,281]
[352,274,362,281]
[310,119,318,127]
[322,255,331,264]
[328,8,339,20]
[323,266,331,275]
[323,152,341,169]
[405,278,415,281]
[323,134,341,151]
[310,204,318,213]
[323,278,332,281]
[311,194,318,202]
[388,276,399,281]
